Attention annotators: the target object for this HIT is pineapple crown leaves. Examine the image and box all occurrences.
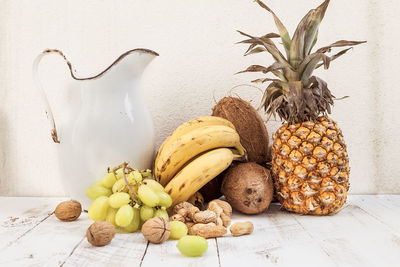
[237,0,366,123]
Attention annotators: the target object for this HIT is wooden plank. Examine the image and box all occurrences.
[0,197,66,249]
[293,195,400,267]
[217,203,336,267]
[352,195,400,235]
[140,235,220,267]
[0,209,92,266]
[0,196,399,266]
[62,231,148,267]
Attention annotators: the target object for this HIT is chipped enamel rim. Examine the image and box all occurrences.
[41,48,159,81]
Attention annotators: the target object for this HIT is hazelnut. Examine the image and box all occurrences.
[141,217,170,244]
[54,200,82,221]
[86,221,116,246]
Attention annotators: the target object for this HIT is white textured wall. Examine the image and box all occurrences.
[0,0,399,196]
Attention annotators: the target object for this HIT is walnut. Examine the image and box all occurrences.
[86,221,116,246]
[141,217,170,244]
[54,200,82,221]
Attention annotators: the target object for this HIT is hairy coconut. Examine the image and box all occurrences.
[221,162,273,215]
[212,97,269,163]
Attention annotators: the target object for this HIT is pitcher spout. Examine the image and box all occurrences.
[112,48,159,80]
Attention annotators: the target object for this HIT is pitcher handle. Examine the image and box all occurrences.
[32,49,63,143]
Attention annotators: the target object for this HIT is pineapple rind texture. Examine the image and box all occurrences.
[271,116,349,215]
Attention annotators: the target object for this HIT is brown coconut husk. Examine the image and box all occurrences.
[212,97,269,163]
[221,162,274,215]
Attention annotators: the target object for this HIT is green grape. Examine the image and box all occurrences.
[86,184,112,200]
[94,179,103,186]
[142,179,164,193]
[157,191,172,208]
[138,184,159,207]
[169,221,188,240]
[108,192,131,209]
[154,209,169,221]
[128,170,143,182]
[140,205,155,221]
[115,204,134,227]
[141,169,152,178]
[139,218,145,230]
[101,172,117,188]
[115,169,124,180]
[88,196,109,221]
[106,208,118,226]
[177,235,208,257]
[124,207,140,232]
[112,179,127,193]
[125,172,134,182]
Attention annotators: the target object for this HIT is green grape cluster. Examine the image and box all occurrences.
[86,163,172,233]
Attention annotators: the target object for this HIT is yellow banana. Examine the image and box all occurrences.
[155,125,245,186]
[154,116,235,174]
[165,148,237,207]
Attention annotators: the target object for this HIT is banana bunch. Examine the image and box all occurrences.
[154,116,246,207]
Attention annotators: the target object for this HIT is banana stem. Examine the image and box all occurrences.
[231,149,248,162]
[235,143,247,157]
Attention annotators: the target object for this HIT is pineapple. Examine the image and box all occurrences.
[238,0,365,215]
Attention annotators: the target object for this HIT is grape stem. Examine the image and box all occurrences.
[111,163,125,173]
[121,162,138,200]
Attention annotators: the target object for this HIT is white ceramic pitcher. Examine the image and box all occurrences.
[33,48,158,208]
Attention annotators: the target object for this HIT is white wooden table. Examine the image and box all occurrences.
[0,195,399,267]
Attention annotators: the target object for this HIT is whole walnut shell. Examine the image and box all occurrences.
[141,217,170,244]
[54,200,82,221]
[87,221,116,247]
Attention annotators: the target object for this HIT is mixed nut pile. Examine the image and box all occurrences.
[171,200,253,238]
[54,198,254,257]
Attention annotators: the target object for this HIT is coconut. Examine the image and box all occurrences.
[212,97,269,163]
[221,162,273,215]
